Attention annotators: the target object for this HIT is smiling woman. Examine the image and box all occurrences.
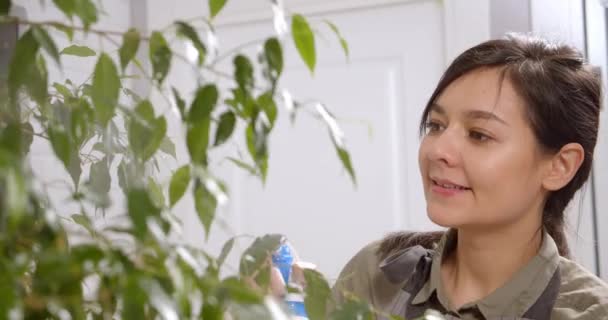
[330,34,608,320]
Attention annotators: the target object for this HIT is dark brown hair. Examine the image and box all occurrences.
[379,34,601,259]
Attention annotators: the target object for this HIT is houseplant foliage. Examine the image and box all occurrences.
[0,0,431,319]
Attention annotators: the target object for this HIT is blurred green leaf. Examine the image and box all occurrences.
[148,177,165,208]
[209,0,228,18]
[8,30,38,100]
[186,119,210,166]
[304,269,333,320]
[122,276,147,319]
[234,55,254,90]
[226,157,258,177]
[72,213,95,236]
[21,122,34,155]
[246,121,269,181]
[32,26,61,66]
[70,99,94,147]
[119,28,140,70]
[60,44,95,57]
[324,20,349,59]
[92,53,120,127]
[8,29,48,106]
[213,111,236,147]
[219,277,263,304]
[257,91,277,128]
[53,82,73,98]
[189,84,218,124]
[175,21,206,66]
[149,31,172,84]
[128,100,167,161]
[6,168,27,216]
[52,0,75,18]
[128,188,160,239]
[89,157,111,196]
[239,234,282,277]
[169,165,190,207]
[74,0,98,29]
[172,87,186,120]
[335,144,356,186]
[0,0,11,15]
[194,181,217,238]
[218,237,235,268]
[49,22,74,41]
[159,136,176,159]
[67,149,82,188]
[264,37,283,77]
[48,126,71,170]
[291,14,316,74]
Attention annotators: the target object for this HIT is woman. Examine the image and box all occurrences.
[329,34,608,319]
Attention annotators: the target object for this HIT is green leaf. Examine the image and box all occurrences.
[32,26,60,65]
[264,37,283,77]
[53,82,73,98]
[291,14,316,74]
[128,100,167,161]
[175,21,206,66]
[148,177,165,208]
[74,0,98,29]
[209,0,228,18]
[149,31,172,84]
[336,144,356,186]
[194,181,217,238]
[324,20,349,59]
[159,136,176,159]
[169,165,190,207]
[188,84,218,124]
[67,151,82,188]
[234,55,254,90]
[70,99,94,147]
[213,111,236,147]
[52,0,75,18]
[0,0,11,15]
[60,44,96,57]
[226,157,259,177]
[49,22,74,41]
[303,269,333,320]
[128,189,160,239]
[72,213,95,236]
[187,118,210,166]
[8,29,48,106]
[218,237,235,268]
[92,53,120,127]
[257,91,277,128]
[48,126,71,169]
[172,87,186,120]
[219,277,264,304]
[89,157,111,195]
[119,28,140,70]
[21,122,34,155]
[246,120,269,181]
[239,234,282,277]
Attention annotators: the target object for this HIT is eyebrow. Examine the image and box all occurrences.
[430,103,509,126]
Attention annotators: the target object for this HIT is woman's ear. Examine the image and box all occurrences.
[542,143,585,191]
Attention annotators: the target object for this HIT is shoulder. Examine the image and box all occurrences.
[553,256,608,319]
[332,231,442,309]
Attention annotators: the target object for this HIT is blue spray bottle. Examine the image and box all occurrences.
[272,238,308,319]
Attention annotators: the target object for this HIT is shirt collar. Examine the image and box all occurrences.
[410,228,560,319]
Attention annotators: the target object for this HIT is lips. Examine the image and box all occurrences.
[430,177,471,191]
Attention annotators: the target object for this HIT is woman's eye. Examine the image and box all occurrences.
[424,121,444,134]
[469,130,491,142]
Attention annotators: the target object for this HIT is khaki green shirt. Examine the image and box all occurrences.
[332,230,608,319]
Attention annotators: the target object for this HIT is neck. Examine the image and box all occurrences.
[441,220,543,309]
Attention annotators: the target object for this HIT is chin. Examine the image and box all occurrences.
[426,205,464,228]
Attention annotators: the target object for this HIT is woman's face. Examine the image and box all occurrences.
[418,68,550,230]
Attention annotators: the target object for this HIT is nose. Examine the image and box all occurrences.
[425,128,460,167]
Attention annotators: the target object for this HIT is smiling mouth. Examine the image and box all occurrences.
[431,179,471,191]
